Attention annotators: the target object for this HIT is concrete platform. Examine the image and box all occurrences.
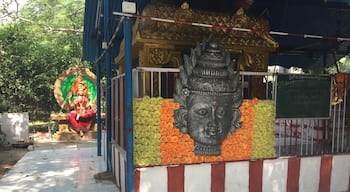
[0,145,118,192]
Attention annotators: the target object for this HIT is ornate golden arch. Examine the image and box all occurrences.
[54,67,96,111]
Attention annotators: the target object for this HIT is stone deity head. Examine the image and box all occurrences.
[173,36,243,156]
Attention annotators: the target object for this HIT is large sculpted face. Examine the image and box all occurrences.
[173,36,242,156]
[187,95,233,146]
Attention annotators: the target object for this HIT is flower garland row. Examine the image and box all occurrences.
[133,97,163,166]
[252,100,276,159]
[133,97,276,166]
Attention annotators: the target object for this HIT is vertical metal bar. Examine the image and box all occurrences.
[151,72,154,97]
[121,78,125,149]
[103,0,112,171]
[273,74,277,100]
[306,120,309,155]
[294,120,297,155]
[173,71,177,97]
[97,62,102,156]
[241,74,245,98]
[341,90,347,152]
[311,120,314,155]
[166,72,169,97]
[123,78,127,148]
[111,79,115,141]
[324,119,328,154]
[278,120,282,156]
[133,70,139,98]
[124,16,134,192]
[265,76,268,99]
[248,76,251,98]
[332,105,336,153]
[316,120,320,154]
[143,71,146,96]
[158,72,161,97]
[289,120,292,155]
[300,119,303,155]
[337,103,341,152]
[117,78,120,146]
[327,119,331,153]
[271,74,274,100]
[283,120,286,155]
[290,120,293,155]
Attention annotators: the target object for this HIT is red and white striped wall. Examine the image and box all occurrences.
[112,143,350,192]
[113,143,127,191]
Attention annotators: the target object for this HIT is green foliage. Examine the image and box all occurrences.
[50,121,59,135]
[0,0,93,120]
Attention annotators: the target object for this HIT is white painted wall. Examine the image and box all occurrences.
[0,112,29,144]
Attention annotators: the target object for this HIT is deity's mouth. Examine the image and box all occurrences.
[205,126,222,138]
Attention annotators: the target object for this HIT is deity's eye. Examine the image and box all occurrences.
[216,107,225,118]
[195,108,208,116]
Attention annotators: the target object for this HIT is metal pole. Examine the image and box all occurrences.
[104,0,112,171]
[124,16,134,192]
[97,61,102,156]
[341,90,347,152]
[332,105,336,153]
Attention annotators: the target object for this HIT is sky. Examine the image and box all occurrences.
[0,0,27,23]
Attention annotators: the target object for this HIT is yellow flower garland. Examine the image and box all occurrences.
[133,97,163,166]
[252,100,276,159]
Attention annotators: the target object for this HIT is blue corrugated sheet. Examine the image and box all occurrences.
[83,0,149,64]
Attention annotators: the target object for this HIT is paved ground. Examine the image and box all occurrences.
[0,139,119,192]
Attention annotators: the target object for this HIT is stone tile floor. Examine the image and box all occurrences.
[0,143,119,192]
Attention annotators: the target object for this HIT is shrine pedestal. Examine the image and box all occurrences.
[49,113,98,141]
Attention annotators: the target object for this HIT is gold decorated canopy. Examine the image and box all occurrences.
[115,3,278,73]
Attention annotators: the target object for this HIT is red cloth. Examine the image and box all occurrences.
[68,109,96,132]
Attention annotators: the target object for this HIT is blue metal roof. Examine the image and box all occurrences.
[83,0,149,64]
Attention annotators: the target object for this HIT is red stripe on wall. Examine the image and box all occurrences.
[211,162,225,192]
[287,158,300,192]
[167,165,184,192]
[249,160,263,192]
[134,168,140,192]
[319,156,333,192]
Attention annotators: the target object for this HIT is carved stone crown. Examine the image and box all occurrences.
[174,36,241,107]
[187,37,239,95]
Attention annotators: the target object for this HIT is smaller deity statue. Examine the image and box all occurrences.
[67,76,96,136]
[173,36,243,155]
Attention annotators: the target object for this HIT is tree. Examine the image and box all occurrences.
[0,0,92,120]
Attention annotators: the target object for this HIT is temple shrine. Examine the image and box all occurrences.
[50,67,99,140]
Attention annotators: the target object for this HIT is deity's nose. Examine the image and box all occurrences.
[207,120,216,127]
